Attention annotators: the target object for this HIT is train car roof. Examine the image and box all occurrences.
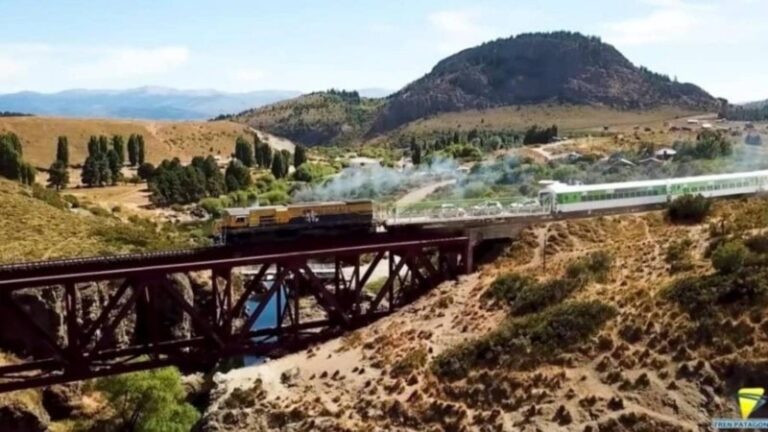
[222,206,282,216]
[545,170,768,194]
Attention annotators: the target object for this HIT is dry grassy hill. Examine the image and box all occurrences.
[401,105,700,135]
[0,179,196,264]
[0,116,254,167]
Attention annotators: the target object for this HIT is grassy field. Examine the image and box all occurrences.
[0,116,253,167]
[400,105,703,135]
[0,179,202,263]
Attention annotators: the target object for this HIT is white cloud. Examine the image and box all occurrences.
[427,9,495,53]
[67,46,189,80]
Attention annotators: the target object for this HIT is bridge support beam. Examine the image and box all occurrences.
[0,233,470,393]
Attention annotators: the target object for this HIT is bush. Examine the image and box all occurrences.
[667,194,711,223]
[292,162,335,183]
[88,206,111,217]
[431,301,616,380]
[711,240,748,274]
[662,267,768,314]
[665,238,694,272]
[199,197,226,217]
[484,273,535,305]
[566,251,613,283]
[511,278,583,316]
[391,347,428,378]
[31,184,67,209]
[93,367,199,432]
[259,190,290,206]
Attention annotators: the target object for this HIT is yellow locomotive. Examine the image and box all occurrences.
[217,200,374,242]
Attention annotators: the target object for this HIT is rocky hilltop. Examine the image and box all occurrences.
[369,32,719,134]
[230,90,384,147]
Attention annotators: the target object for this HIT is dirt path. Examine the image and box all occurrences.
[249,128,296,153]
[396,179,456,206]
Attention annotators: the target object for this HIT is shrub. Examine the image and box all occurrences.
[391,347,428,378]
[484,273,535,305]
[711,240,748,274]
[31,184,67,209]
[199,197,225,217]
[431,301,616,380]
[93,367,199,432]
[667,194,711,223]
[511,278,583,316]
[665,238,694,272]
[566,251,613,283]
[662,267,768,314]
[259,190,290,205]
[88,206,111,217]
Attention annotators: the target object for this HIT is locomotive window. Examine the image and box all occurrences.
[235,216,246,223]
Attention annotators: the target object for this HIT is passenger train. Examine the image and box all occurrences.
[217,170,768,242]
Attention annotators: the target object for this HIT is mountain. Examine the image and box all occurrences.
[230,90,385,146]
[0,87,301,120]
[369,32,719,134]
[742,99,768,109]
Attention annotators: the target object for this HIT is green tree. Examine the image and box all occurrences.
[111,135,125,165]
[56,136,69,166]
[88,135,100,157]
[93,367,199,432]
[225,159,252,191]
[201,155,225,196]
[81,156,98,187]
[293,144,307,168]
[412,143,422,165]
[127,134,139,166]
[137,162,156,181]
[47,159,69,191]
[106,149,122,185]
[258,142,273,169]
[19,163,35,185]
[271,151,285,179]
[280,149,291,176]
[0,134,23,181]
[137,135,146,165]
[234,136,255,167]
[98,135,109,155]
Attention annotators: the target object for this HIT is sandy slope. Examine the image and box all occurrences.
[200,202,768,431]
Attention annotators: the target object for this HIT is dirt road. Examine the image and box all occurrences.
[396,179,456,206]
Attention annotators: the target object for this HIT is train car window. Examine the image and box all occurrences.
[235,216,246,224]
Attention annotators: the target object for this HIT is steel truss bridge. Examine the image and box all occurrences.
[0,231,474,393]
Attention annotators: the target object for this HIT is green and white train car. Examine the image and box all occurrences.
[538,170,768,213]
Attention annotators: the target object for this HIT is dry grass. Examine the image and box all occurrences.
[0,179,190,263]
[0,116,251,167]
[401,104,702,134]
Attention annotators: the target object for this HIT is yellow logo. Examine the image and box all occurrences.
[739,388,766,419]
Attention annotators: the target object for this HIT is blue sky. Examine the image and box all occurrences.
[0,0,765,102]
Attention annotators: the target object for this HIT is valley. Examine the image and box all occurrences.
[1,18,768,432]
